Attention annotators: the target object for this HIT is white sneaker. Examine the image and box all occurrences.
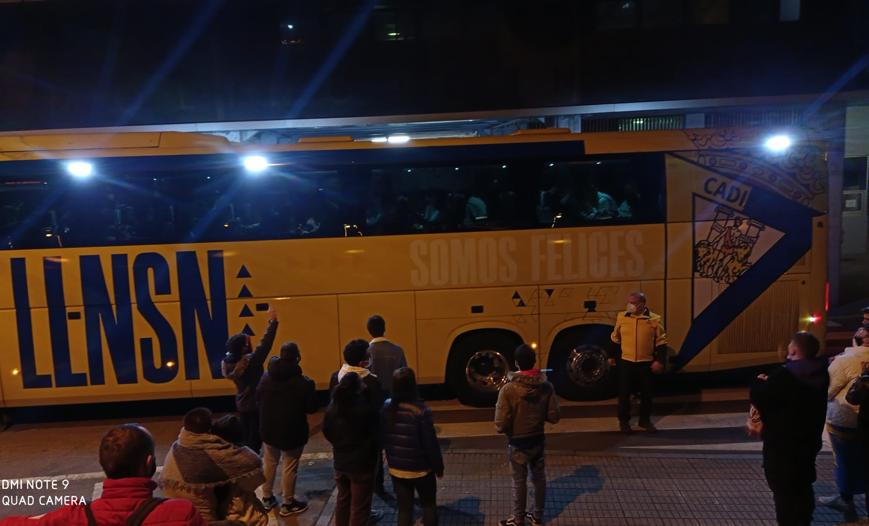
[818,495,856,513]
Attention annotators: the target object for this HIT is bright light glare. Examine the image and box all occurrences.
[242,155,269,173]
[286,24,294,29]
[66,161,93,179]
[765,134,792,152]
[807,315,820,324]
[387,135,410,144]
[371,137,388,143]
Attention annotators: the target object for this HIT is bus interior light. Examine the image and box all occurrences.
[65,161,94,179]
[764,134,792,153]
[387,135,410,144]
[242,155,269,174]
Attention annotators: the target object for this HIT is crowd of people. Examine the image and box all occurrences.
[750,307,869,525]
[2,304,867,526]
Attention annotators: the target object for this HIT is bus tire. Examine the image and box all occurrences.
[549,325,618,401]
[446,330,521,407]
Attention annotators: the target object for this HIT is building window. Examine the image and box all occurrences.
[735,0,777,24]
[372,9,417,41]
[642,0,684,27]
[691,0,730,24]
[779,0,800,21]
[595,0,639,30]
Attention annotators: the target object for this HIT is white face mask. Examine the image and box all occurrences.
[626,303,637,314]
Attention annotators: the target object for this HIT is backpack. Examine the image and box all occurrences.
[83,497,166,526]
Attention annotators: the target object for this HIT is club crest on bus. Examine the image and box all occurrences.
[694,205,765,285]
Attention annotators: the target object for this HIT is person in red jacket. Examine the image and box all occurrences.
[0,424,205,526]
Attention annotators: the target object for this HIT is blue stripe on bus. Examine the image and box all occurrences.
[673,182,821,370]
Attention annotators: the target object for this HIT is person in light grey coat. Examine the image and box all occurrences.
[367,315,408,395]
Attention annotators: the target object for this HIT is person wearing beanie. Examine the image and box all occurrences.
[221,307,278,452]
[256,342,318,517]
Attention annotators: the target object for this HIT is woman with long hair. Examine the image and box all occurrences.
[381,367,444,526]
[323,372,380,526]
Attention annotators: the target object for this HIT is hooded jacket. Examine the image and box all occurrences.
[329,364,384,411]
[0,478,205,526]
[750,357,829,482]
[221,320,278,413]
[159,429,265,523]
[494,370,561,449]
[381,400,444,476]
[257,357,318,451]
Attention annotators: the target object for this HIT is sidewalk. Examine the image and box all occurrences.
[308,450,864,526]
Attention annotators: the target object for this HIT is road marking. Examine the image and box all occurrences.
[314,485,339,526]
[434,411,749,438]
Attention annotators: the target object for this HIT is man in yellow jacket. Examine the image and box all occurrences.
[610,292,668,434]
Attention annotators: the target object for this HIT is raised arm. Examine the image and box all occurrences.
[250,308,279,367]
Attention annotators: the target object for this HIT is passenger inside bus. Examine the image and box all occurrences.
[0,154,663,249]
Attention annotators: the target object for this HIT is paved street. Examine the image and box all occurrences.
[0,387,864,525]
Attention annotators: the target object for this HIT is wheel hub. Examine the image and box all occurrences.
[465,350,509,392]
[566,345,609,387]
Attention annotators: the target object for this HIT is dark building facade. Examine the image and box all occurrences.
[1,0,867,129]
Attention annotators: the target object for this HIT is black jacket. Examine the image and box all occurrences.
[381,400,444,476]
[329,367,384,412]
[323,398,380,475]
[257,357,318,451]
[221,320,278,413]
[750,358,829,482]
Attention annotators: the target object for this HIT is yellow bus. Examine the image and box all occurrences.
[0,127,828,407]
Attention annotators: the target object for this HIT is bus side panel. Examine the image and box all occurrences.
[414,286,539,385]
[414,317,540,387]
[0,304,194,407]
[192,295,341,396]
[538,280,663,350]
[337,292,418,374]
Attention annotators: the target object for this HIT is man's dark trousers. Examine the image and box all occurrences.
[764,451,816,526]
[618,359,653,424]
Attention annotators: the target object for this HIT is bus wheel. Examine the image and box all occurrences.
[549,326,617,401]
[447,331,519,407]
